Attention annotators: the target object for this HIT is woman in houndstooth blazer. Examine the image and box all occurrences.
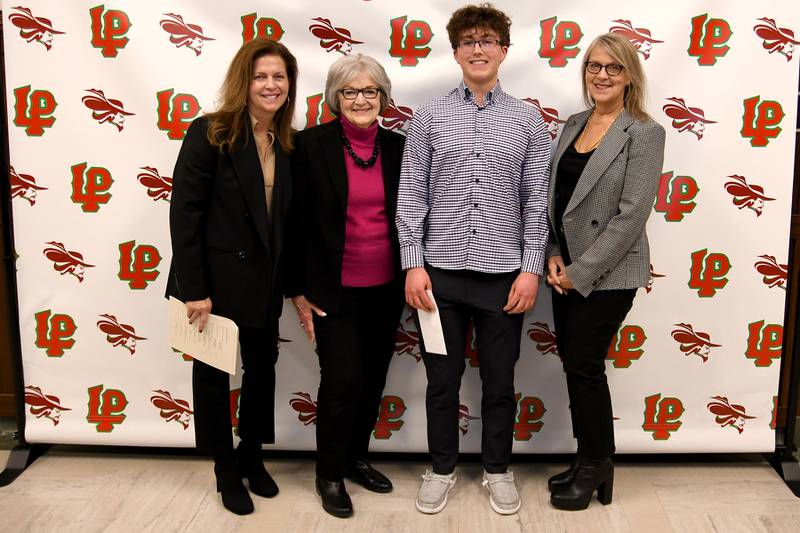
[545,33,665,511]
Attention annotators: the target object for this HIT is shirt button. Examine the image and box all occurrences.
[475,178,479,183]
[473,203,478,208]
[472,229,477,235]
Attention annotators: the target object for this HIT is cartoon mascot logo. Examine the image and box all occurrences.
[663,97,716,140]
[608,19,662,60]
[723,175,774,217]
[8,6,64,50]
[10,165,47,205]
[137,166,173,203]
[289,391,318,426]
[82,89,134,131]
[150,390,193,429]
[458,404,480,435]
[159,13,214,56]
[395,318,421,362]
[25,385,70,425]
[526,322,560,359]
[707,396,755,434]
[380,100,414,133]
[753,18,798,61]
[670,323,721,363]
[43,241,94,282]
[308,17,363,55]
[97,314,146,354]
[754,254,788,290]
[522,98,566,140]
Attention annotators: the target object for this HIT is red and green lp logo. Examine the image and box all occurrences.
[643,394,684,440]
[87,384,127,432]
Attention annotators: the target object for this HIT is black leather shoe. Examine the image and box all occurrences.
[346,460,393,493]
[550,457,613,511]
[548,456,581,493]
[315,477,353,518]
[214,461,254,515]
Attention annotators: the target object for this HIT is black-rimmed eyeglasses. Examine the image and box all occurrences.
[457,38,502,51]
[585,61,625,76]
[339,87,382,100]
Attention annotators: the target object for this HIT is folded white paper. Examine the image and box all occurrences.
[418,289,447,355]
[169,296,239,374]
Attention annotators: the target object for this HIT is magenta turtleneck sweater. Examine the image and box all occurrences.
[340,117,394,287]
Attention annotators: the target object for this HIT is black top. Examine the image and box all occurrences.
[555,141,594,265]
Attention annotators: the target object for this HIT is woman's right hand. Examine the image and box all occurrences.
[186,297,212,332]
[547,256,567,295]
[292,295,327,343]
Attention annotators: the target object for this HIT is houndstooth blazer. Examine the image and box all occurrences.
[546,108,665,297]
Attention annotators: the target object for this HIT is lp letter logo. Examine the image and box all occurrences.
[688,14,732,66]
[119,241,161,289]
[741,96,784,147]
[606,325,646,368]
[241,13,284,43]
[654,171,698,222]
[642,394,684,440]
[71,162,113,212]
[513,393,546,440]
[157,89,200,140]
[89,5,131,58]
[14,85,57,136]
[539,17,583,67]
[373,395,406,438]
[689,249,730,297]
[745,320,783,367]
[87,385,127,432]
[389,16,433,67]
[35,310,76,357]
[305,94,336,128]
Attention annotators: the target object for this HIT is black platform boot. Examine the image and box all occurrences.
[547,456,582,493]
[550,457,613,511]
[214,457,254,515]
[236,440,279,498]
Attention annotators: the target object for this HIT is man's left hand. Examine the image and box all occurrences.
[503,272,540,314]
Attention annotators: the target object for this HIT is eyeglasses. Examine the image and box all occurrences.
[457,38,501,51]
[585,61,625,76]
[339,87,381,100]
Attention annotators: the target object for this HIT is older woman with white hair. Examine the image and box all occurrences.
[285,54,405,518]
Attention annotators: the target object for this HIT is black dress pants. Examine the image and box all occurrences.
[421,266,523,475]
[192,323,279,457]
[313,281,404,481]
[551,288,636,459]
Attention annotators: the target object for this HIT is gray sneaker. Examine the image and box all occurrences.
[482,471,521,515]
[415,470,456,514]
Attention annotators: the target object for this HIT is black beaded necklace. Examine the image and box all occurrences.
[337,119,380,168]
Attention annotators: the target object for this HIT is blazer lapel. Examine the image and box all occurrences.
[379,128,400,221]
[230,119,271,248]
[564,109,633,215]
[319,121,349,212]
[271,141,292,267]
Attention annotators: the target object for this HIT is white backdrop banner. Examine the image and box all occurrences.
[5,0,800,452]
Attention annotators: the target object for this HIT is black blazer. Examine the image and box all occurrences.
[285,120,405,312]
[166,116,292,329]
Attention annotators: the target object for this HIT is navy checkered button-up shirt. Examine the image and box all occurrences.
[396,82,551,275]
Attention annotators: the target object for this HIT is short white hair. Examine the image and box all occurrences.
[325,54,392,115]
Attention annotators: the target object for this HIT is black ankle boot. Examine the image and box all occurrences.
[550,457,613,511]
[315,476,353,518]
[548,456,581,493]
[236,442,279,498]
[214,458,254,515]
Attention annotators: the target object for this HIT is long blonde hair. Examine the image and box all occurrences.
[206,39,298,152]
[581,33,650,122]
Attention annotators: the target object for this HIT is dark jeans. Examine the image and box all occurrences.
[313,281,404,481]
[193,323,279,457]
[421,266,523,475]
[552,288,636,459]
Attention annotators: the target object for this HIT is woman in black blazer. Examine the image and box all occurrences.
[286,54,405,518]
[167,39,296,515]
[545,33,665,511]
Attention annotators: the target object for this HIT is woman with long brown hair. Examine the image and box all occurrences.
[167,38,297,515]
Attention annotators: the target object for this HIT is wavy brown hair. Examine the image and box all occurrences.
[446,3,512,49]
[206,39,298,153]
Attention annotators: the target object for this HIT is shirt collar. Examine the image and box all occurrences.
[458,80,503,105]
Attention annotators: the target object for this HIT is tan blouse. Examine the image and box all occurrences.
[249,113,276,215]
